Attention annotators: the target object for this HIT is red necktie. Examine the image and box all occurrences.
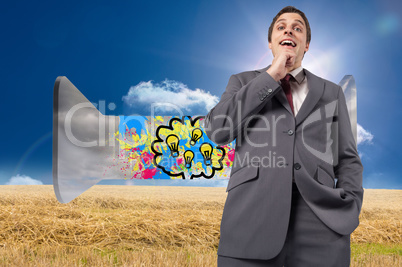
[281,74,295,115]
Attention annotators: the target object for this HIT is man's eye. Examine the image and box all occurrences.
[294,27,302,32]
[278,26,285,30]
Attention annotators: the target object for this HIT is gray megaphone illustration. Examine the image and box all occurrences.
[53,76,356,203]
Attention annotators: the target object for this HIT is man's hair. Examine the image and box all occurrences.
[268,6,311,44]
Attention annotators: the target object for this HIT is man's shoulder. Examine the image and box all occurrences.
[233,66,339,85]
[231,67,341,93]
[304,68,342,99]
[304,69,340,89]
[232,69,261,78]
[231,66,269,83]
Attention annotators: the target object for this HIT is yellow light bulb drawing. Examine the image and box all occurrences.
[166,134,180,157]
[190,128,203,146]
[200,143,213,166]
[184,150,194,169]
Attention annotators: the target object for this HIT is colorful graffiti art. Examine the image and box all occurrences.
[112,116,233,180]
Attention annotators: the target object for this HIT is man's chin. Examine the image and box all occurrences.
[276,45,297,54]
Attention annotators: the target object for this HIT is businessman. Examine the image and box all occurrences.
[204,6,363,267]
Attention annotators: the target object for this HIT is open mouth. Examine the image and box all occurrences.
[280,40,296,47]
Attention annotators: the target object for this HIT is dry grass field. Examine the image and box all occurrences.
[0,185,400,267]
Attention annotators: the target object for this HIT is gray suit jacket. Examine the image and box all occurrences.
[204,65,363,260]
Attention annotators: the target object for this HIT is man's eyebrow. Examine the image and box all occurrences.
[276,18,305,26]
[295,19,305,26]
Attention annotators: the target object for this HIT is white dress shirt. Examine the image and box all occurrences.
[288,66,308,117]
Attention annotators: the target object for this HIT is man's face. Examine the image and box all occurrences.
[269,12,310,67]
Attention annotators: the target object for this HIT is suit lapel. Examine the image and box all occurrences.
[255,66,325,127]
[295,69,324,127]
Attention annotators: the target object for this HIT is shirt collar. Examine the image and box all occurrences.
[289,66,306,84]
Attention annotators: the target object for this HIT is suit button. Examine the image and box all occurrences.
[262,93,266,97]
[294,163,301,170]
[287,130,294,136]
[267,88,273,93]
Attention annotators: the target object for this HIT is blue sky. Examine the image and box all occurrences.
[0,0,401,189]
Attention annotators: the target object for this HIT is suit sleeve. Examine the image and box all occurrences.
[204,71,281,145]
[334,85,364,214]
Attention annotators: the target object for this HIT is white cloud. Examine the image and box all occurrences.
[357,123,373,145]
[6,175,43,185]
[122,79,219,115]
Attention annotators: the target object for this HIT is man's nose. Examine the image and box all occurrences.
[284,28,293,35]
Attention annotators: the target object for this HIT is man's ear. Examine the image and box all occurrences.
[269,42,272,50]
[304,42,310,53]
